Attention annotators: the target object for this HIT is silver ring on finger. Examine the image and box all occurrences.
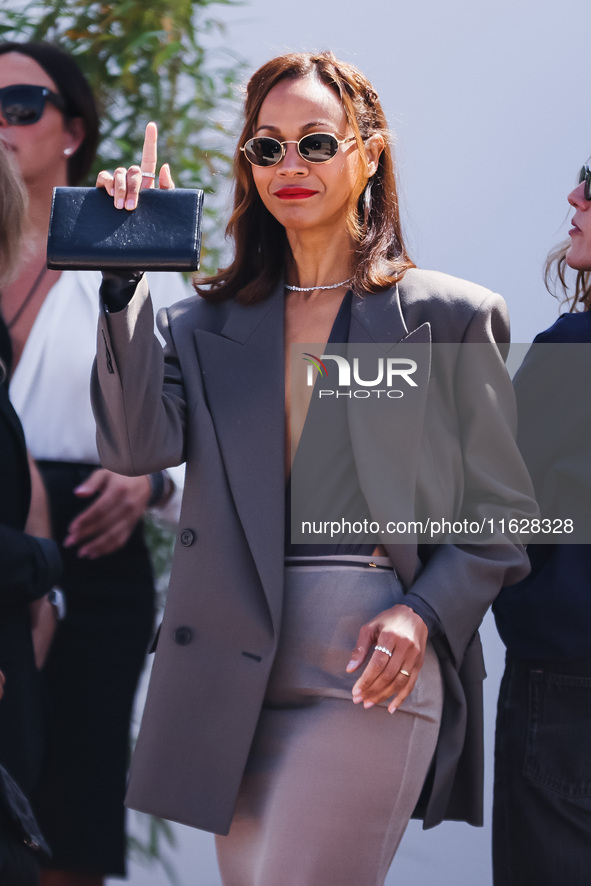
[374,645,392,658]
[398,669,410,678]
[141,171,156,179]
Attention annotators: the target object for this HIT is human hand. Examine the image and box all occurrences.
[95,121,175,211]
[29,596,58,669]
[63,469,151,559]
[346,604,428,713]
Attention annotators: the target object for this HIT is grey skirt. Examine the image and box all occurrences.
[216,556,444,886]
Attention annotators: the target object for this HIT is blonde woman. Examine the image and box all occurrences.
[0,141,61,879]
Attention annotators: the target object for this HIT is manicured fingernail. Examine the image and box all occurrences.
[116,198,124,209]
[125,198,135,210]
[363,701,374,709]
[352,687,362,697]
[389,705,397,714]
[346,660,356,672]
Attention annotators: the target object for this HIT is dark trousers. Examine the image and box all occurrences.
[493,655,591,886]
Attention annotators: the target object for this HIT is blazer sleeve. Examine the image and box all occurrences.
[403,291,537,668]
[91,274,187,476]
[0,528,62,609]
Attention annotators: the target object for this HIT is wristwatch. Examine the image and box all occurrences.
[148,470,175,508]
[47,587,66,621]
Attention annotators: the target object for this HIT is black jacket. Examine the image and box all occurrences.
[0,317,61,792]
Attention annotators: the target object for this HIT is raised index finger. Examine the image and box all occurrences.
[140,121,158,188]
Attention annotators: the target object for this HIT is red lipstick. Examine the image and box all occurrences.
[274,188,318,199]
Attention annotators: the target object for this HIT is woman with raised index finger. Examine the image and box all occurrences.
[92,51,536,885]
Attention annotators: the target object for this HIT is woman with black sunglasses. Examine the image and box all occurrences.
[492,165,591,886]
[0,41,188,886]
[92,51,536,884]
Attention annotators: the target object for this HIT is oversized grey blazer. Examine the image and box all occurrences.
[91,267,536,835]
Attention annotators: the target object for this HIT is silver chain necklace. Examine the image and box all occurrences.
[285,278,351,292]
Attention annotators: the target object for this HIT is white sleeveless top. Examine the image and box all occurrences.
[10,269,190,463]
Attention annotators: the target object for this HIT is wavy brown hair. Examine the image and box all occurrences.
[197,51,414,304]
[544,240,591,312]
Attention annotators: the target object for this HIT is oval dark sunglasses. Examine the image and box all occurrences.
[578,164,591,202]
[241,133,356,167]
[0,84,65,126]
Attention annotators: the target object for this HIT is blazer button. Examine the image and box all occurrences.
[174,626,193,646]
[180,529,195,546]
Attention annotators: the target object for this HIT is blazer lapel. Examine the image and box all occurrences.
[193,283,285,633]
[349,286,432,588]
[349,282,410,345]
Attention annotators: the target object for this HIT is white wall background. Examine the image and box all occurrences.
[110,1,588,883]
[209,0,591,345]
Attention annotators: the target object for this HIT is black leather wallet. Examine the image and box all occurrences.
[46,186,204,271]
